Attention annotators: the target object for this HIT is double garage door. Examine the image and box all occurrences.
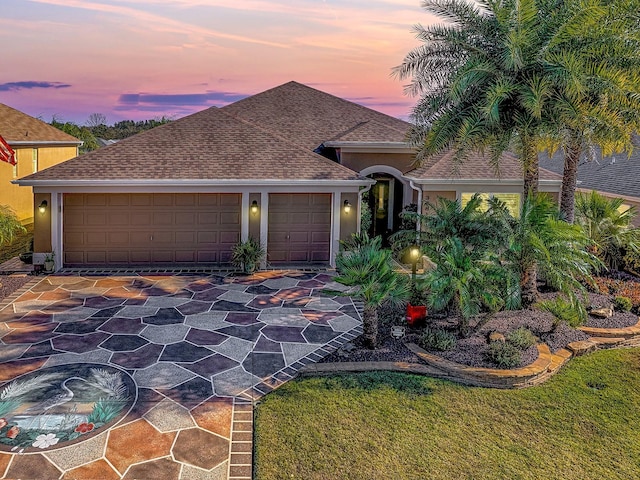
[63,193,331,267]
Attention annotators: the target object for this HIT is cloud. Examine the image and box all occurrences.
[27,0,289,48]
[117,90,247,107]
[0,81,72,92]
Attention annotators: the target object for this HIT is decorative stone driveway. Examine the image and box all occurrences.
[0,270,362,479]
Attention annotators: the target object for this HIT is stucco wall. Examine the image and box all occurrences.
[1,145,77,222]
[339,192,359,242]
[33,192,52,253]
[341,152,415,175]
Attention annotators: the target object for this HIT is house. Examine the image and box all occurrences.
[15,82,561,270]
[539,147,640,226]
[0,104,82,222]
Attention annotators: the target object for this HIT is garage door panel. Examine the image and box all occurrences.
[64,193,240,267]
[153,212,173,225]
[220,212,240,224]
[108,213,129,225]
[175,251,196,263]
[219,231,240,244]
[86,213,106,226]
[131,195,152,206]
[86,232,106,245]
[108,252,129,263]
[131,213,152,225]
[268,193,331,265]
[198,213,219,225]
[86,251,106,263]
[176,213,196,226]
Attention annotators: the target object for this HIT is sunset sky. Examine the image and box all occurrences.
[1,0,437,125]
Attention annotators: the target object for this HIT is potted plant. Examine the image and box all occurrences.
[231,237,265,274]
[44,251,55,273]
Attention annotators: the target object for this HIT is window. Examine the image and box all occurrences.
[461,192,521,217]
[32,148,38,173]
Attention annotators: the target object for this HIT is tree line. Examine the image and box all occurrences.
[50,114,172,153]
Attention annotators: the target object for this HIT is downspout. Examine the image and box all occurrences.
[357,184,373,234]
[408,179,422,234]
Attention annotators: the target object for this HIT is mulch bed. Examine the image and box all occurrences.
[0,275,32,303]
[324,274,640,370]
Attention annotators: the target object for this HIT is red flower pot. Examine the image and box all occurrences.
[406,304,427,327]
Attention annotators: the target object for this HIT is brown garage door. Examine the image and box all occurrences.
[63,193,241,266]
[268,193,331,265]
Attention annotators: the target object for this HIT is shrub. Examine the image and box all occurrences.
[595,277,640,312]
[536,297,585,328]
[623,249,640,273]
[419,327,457,351]
[486,341,521,368]
[506,327,537,350]
[614,296,633,312]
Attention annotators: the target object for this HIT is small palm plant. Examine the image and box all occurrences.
[231,237,265,274]
[425,237,502,333]
[335,235,410,348]
[0,205,25,246]
[575,190,640,271]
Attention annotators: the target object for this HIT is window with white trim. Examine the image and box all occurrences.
[461,192,521,217]
[32,148,38,173]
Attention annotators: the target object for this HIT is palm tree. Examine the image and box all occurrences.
[425,237,502,332]
[335,236,410,348]
[395,0,640,198]
[542,0,640,222]
[575,190,640,271]
[495,194,599,305]
[0,205,25,246]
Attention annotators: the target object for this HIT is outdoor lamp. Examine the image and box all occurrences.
[343,200,352,214]
[38,200,48,214]
[410,246,420,279]
[251,200,259,215]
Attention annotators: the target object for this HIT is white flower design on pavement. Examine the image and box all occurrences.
[32,433,59,449]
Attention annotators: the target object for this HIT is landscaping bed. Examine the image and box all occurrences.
[324,274,640,370]
[0,275,32,303]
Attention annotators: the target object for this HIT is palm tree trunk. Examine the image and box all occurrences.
[362,304,379,349]
[560,139,581,223]
[521,135,539,197]
[520,263,538,307]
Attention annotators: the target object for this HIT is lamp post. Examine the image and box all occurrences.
[410,246,420,281]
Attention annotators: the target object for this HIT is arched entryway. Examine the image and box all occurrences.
[359,166,413,246]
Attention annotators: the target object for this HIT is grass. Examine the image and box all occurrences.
[254,348,640,479]
[0,223,33,264]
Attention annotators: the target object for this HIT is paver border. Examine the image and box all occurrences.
[300,317,640,389]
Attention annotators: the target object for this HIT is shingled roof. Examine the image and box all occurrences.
[222,81,410,150]
[407,150,562,182]
[0,104,81,144]
[19,106,364,183]
[539,147,640,199]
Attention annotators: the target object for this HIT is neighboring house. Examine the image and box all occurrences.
[0,104,81,222]
[15,81,561,270]
[540,148,640,226]
[96,138,119,148]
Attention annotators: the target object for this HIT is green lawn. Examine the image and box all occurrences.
[254,348,640,479]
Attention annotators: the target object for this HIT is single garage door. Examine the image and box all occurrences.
[63,193,241,266]
[268,193,331,265]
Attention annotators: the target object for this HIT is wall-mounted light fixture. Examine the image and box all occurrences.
[250,200,259,215]
[343,200,352,214]
[38,200,48,214]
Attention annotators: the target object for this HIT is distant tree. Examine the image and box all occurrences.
[86,113,107,127]
[50,118,99,153]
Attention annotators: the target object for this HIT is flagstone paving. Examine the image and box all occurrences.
[0,270,362,479]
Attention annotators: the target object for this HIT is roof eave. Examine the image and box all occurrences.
[404,177,562,187]
[323,141,414,153]
[13,178,376,188]
[8,140,83,146]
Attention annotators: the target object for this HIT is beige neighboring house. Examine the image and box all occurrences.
[0,104,81,222]
[15,81,561,271]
